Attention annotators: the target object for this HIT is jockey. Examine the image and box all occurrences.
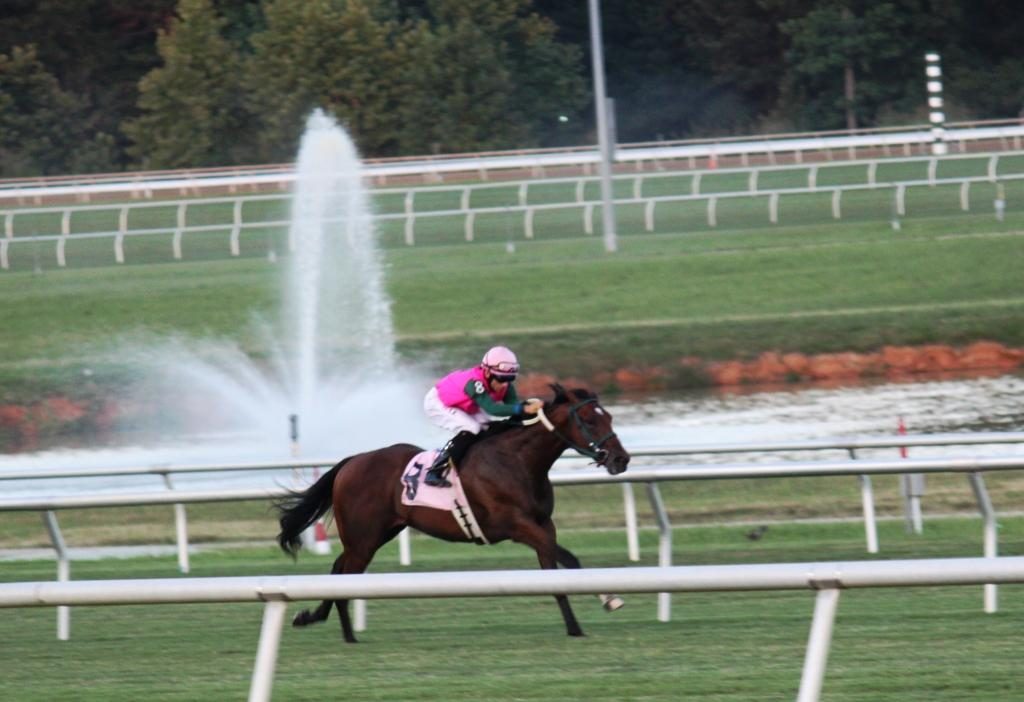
[422,345,543,488]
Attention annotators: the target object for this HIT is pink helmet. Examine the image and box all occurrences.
[482,346,520,379]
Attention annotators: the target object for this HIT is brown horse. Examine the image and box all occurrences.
[276,384,630,642]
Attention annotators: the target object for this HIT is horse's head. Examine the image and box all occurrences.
[539,384,630,475]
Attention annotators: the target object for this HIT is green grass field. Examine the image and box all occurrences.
[2,519,1023,701]
[2,209,1024,404]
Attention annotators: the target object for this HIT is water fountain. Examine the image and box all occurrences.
[136,109,425,461]
[2,110,429,483]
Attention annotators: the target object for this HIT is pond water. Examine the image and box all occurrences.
[2,372,1023,498]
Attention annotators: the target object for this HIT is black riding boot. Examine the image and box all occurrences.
[423,448,452,488]
[424,431,476,488]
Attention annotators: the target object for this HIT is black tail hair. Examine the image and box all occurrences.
[275,459,348,558]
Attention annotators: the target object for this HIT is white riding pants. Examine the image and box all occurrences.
[423,386,489,435]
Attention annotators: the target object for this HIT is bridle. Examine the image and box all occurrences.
[525,398,617,463]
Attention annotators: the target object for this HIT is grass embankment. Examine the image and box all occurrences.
[2,214,1024,405]
[2,520,1023,701]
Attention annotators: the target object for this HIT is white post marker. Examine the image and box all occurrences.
[925,53,947,155]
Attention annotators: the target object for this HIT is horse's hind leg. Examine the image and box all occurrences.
[292,551,348,627]
[555,543,624,612]
[334,525,407,643]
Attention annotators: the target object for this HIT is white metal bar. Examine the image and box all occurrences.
[162,475,190,574]
[4,124,1024,203]
[769,192,779,223]
[404,214,414,246]
[354,598,367,631]
[707,196,717,227]
[230,199,243,256]
[645,483,672,622]
[644,200,655,231]
[831,189,841,219]
[5,557,1024,607]
[3,433,1024,483]
[960,181,970,210]
[621,483,640,562]
[6,455,1024,509]
[583,203,594,234]
[173,202,186,259]
[797,588,841,702]
[968,472,998,613]
[524,208,535,239]
[399,528,411,566]
[859,475,879,553]
[464,212,475,241]
[42,510,70,641]
[248,600,287,702]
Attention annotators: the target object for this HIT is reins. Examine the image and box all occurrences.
[522,398,616,463]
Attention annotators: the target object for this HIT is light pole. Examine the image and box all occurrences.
[588,0,618,253]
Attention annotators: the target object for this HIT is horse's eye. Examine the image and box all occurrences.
[595,407,605,416]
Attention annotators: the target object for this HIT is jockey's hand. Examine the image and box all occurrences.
[522,398,544,415]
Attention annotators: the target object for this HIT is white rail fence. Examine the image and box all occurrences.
[3,119,1024,201]
[2,557,1023,702]
[4,433,1024,640]
[3,150,1022,269]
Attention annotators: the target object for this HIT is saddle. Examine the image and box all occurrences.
[400,450,489,544]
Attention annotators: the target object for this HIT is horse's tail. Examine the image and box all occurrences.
[275,458,350,558]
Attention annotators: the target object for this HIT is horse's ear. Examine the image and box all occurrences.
[549,383,568,403]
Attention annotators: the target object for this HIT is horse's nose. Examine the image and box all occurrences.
[610,453,629,474]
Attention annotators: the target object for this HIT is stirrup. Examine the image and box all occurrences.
[423,458,452,488]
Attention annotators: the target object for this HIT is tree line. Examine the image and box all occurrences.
[1,0,1021,177]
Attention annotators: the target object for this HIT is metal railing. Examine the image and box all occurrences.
[3,161,1021,268]
[1,557,1023,702]
[3,118,1024,199]
[4,433,1024,642]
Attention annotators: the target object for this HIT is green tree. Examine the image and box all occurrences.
[0,1,178,171]
[0,45,114,177]
[395,0,586,153]
[946,1,1024,119]
[246,0,407,161]
[780,1,927,130]
[124,0,252,169]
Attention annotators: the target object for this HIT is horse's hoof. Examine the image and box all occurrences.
[568,630,586,637]
[602,596,625,612]
[292,610,312,627]
[344,635,359,644]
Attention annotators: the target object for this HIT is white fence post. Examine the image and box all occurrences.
[797,587,841,702]
[248,600,287,702]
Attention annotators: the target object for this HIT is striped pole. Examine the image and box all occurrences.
[925,52,947,155]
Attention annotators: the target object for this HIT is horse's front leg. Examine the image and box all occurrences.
[555,543,624,612]
[512,519,584,637]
